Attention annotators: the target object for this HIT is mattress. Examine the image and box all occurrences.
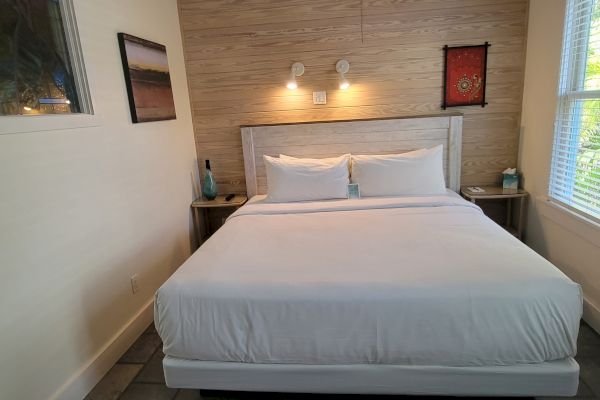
[155,191,582,367]
[162,356,580,396]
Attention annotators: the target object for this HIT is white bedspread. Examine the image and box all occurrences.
[155,192,582,367]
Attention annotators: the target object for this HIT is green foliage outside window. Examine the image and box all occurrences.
[576,2,600,214]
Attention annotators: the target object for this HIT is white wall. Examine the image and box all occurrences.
[0,1,198,399]
[520,0,600,333]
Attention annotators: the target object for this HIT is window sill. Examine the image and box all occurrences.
[0,113,101,135]
[536,195,600,248]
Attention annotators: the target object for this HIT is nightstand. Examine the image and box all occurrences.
[191,194,248,246]
[461,186,529,240]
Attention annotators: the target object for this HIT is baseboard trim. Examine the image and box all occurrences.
[50,297,155,400]
[583,296,600,334]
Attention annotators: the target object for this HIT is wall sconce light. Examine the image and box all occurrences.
[286,62,305,90]
[336,59,350,90]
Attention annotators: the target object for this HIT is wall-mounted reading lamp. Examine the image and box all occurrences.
[336,59,350,90]
[286,62,305,90]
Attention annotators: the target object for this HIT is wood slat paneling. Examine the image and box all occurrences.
[178,0,528,192]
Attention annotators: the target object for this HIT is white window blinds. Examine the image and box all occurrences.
[550,0,600,220]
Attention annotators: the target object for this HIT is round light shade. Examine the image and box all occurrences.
[286,62,304,89]
[335,59,350,74]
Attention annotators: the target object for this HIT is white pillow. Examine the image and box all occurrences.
[350,145,446,197]
[263,154,350,202]
[279,154,350,165]
[279,154,352,175]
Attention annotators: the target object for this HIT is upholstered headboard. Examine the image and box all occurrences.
[240,114,463,198]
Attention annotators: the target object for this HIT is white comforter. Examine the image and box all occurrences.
[155,192,582,367]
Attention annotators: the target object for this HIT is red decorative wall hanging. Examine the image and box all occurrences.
[442,42,490,109]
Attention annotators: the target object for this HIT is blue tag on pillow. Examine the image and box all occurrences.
[348,183,360,199]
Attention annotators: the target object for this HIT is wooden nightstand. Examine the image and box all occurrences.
[191,194,248,246]
[461,186,529,240]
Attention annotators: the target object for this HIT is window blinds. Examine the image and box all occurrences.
[549,0,600,220]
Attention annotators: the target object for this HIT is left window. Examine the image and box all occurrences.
[0,0,92,116]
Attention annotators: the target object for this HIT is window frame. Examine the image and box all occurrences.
[549,0,600,222]
[58,0,93,115]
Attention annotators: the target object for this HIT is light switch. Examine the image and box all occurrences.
[313,91,327,105]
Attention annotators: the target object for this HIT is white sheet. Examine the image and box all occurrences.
[155,192,582,367]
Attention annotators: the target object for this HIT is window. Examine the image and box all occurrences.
[550,0,600,220]
[0,0,92,116]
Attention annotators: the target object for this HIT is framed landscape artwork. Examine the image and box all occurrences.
[442,42,490,109]
[117,33,176,123]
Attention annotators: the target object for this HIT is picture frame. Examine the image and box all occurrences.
[117,33,176,123]
[442,42,490,109]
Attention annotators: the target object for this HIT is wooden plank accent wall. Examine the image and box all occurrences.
[178,0,529,194]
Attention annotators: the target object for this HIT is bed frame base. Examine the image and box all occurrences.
[163,356,579,397]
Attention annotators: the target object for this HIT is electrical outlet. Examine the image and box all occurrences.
[313,91,327,105]
[130,274,139,294]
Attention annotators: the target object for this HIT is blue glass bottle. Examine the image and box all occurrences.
[202,159,218,200]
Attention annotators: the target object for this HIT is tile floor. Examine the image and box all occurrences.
[85,322,600,400]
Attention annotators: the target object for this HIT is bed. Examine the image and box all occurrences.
[155,115,583,396]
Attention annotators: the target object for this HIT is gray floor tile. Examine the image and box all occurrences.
[579,357,600,397]
[84,363,142,400]
[120,383,177,400]
[576,378,596,398]
[175,389,202,400]
[135,348,166,383]
[145,322,158,335]
[119,330,162,364]
[578,323,600,359]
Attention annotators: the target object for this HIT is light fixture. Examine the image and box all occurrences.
[23,106,32,111]
[336,59,350,90]
[286,62,305,90]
